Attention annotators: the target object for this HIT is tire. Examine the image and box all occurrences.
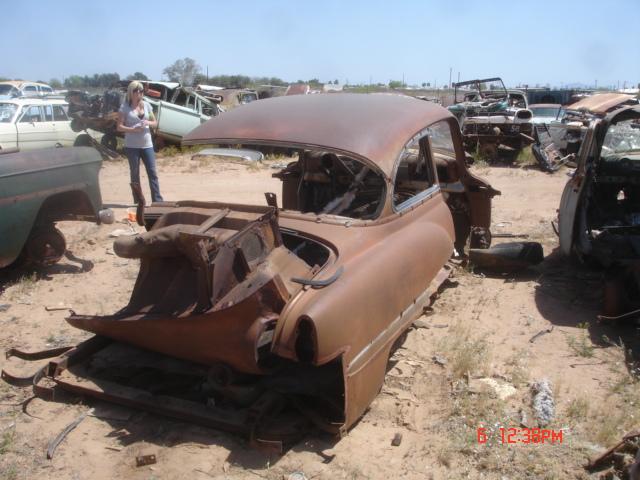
[101,134,117,151]
[74,134,92,147]
[25,225,66,266]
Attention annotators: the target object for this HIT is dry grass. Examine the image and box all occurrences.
[438,322,491,379]
[6,273,37,300]
[515,146,536,167]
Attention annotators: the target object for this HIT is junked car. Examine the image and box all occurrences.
[0,97,99,153]
[0,81,54,99]
[3,94,498,447]
[558,105,640,320]
[448,77,534,159]
[532,94,638,173]
[0,147,113,268]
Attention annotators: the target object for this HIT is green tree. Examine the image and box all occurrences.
[389,80,404,89]
[49,78,63,89]
[127,72,149,81]
[162,57,201,86]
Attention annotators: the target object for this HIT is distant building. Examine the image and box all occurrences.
[285,84,311,96]
[322,83,344,92]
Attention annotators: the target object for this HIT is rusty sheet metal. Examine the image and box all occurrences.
[183,93,454,178]
[567,93,636,115]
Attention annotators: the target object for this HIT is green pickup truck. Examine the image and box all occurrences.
[0,146,113,267]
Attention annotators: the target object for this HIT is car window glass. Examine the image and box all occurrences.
[24,85,37,93]
[20,105,42,122]
[53,105,68,121]
[186,95,195,109]
[43,104,53,121]
[0,103,18,123]
[393,134,435,208]
[601,118,640,158]
[41,86,53,94]
[427,120,456,157]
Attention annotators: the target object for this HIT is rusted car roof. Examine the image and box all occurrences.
[183,93,453,177]
[567,93,636,115]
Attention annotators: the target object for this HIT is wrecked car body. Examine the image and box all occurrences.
[0,147,113,267]
[558,105,640,319]
[448,77,534,159]
[4,94,498,446]
[533,94,638,173]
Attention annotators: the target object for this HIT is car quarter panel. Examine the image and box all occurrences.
[272,192,454,365]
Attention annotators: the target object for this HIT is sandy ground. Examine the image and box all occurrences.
[0,153,638,480]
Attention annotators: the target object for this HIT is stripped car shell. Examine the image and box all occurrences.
[31,94,498,441]
[558,105,640,319]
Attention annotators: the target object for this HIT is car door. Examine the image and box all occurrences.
[51,104,76,146]
[558,119,599,256]
[16,105,50,151]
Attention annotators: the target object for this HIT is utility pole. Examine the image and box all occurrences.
[206,66,209,83]
[449,67,452,89]
[457,72,460,85]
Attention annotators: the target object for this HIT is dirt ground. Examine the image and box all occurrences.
[0,152,638,480]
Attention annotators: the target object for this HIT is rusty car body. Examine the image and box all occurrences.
[0,147,113,267]
[558,105,640,319]
[4,94,497,446]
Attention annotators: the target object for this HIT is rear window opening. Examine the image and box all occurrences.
[272,149,386,220]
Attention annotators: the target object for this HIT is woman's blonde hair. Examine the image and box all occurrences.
[126,80,144,106]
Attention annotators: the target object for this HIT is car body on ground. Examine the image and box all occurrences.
[0,81,54,99]
[558,105,640,319]
[0,147,113,268]
[34,94,498,445]
[0,97,99,153]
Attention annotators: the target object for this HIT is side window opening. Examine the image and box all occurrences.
[20,105,42,123]
[393,134,435,208]
[53,105,68,121]
[43,105,53,121]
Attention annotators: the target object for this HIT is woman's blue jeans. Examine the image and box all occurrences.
[124,147,163,202]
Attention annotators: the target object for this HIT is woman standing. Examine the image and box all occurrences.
[117,81,163,202]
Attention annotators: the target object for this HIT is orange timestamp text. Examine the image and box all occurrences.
[477,427,563,445]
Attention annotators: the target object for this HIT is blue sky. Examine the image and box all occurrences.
[3,0,639,89]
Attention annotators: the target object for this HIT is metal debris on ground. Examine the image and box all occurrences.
[469,242,544,272]
[413,319,431,329]
[46,411,89,459]
[45,306,72,312]
[287,472,308,480]
[529,326,554,343]
[391,432,403,446]
[0,304,10,312]
[587,430,640,475]
[135,454,157,467]
[432,355,447,367]
[531,379,555,426]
